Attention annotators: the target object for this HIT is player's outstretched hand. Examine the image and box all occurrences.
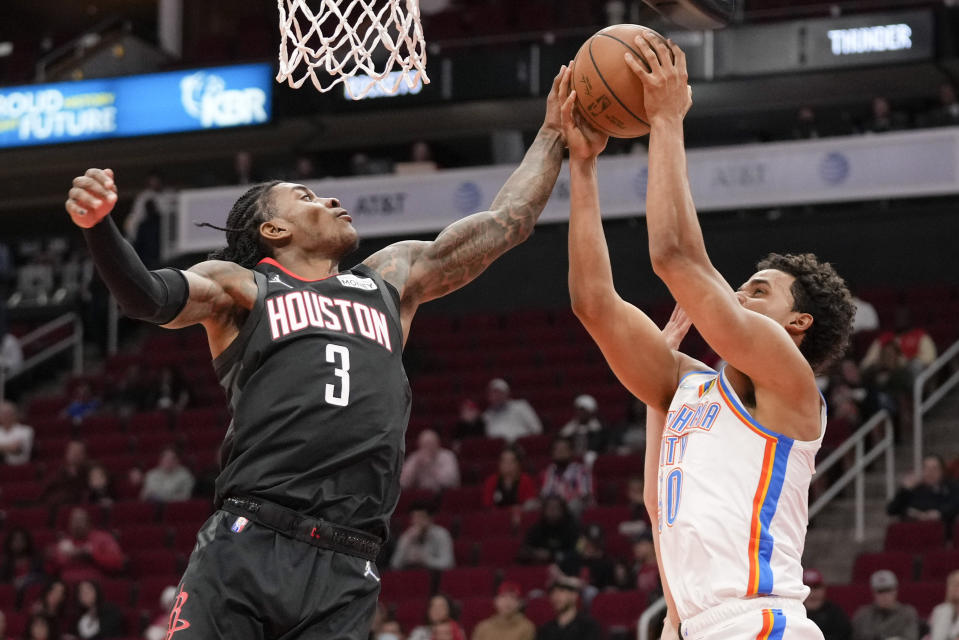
[624,36,692,125]
[66,168,118,228]
[661,303,692,351]
[543,64,568,135]
[560,67,608,161]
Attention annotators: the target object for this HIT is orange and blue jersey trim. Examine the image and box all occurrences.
[717,367,794,597]
[755,609,787,640]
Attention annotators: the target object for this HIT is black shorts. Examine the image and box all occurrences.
[165,510,382,640]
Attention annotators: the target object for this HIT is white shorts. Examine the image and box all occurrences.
[681,597,824,640]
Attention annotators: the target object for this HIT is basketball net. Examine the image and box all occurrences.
[276,0,430,100]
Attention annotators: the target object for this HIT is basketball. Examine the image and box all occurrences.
[571,24,671,139]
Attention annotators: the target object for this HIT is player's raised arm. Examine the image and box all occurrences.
[561,70,681,412]
[362,67,567,337]
[625,38,821,433]
[66,169,256,355]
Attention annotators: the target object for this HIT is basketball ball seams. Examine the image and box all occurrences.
[586,37,651,129]
[597,32,652,72]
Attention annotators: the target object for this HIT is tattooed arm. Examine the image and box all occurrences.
[363,66,567,343]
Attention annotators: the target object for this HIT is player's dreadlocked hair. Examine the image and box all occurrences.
[197,181,282,269]
[756,252,855,373]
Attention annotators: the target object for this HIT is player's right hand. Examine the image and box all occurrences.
[66,168,118,228]
[559,67,608,160]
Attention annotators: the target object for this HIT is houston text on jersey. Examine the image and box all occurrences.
[265,291,393,351]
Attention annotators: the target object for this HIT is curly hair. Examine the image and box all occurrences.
[200,181,282,268]
[756,252,855,372]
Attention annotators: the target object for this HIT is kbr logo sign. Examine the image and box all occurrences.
[180,71,268,128]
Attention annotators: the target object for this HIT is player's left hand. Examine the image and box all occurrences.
[624,36,692,125]
[560,67,608,160]
[543,64,568,135]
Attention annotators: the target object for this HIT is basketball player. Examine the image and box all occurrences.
[64,67,569,639]
[561,32,856,640]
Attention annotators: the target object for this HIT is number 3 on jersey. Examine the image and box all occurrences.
[325,344,350,406]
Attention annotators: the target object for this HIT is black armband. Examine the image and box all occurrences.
[81,217,189,324]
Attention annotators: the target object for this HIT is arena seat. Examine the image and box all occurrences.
[476,536,522,566]
[115,524,170,550]
[137,574,182,607]
[884,521,945,552]
[460,510,514,538]
[454,539,478,566]
[162,499,213,526]
[593,453,644,482]
[0,583,16,608]
[523,596,555,626]
[590,589,649,634]
[827,583,872,617]
[127,410,172,435]
[851,551,916,583]
[440,486,485,513]
[500,566,550,595]
[439,567,496,598]
[900,581,944,618]
[380,569,431,601]
[54,503,107,529]
[100,578,136,607]
[458,595,495,633]
[4,612,27,637]
[922,549,959,581]
[1,482,45,507]
[127,549,182,578]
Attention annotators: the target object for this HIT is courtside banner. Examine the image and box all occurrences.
[176,127,959,255]
[0,63,272,148]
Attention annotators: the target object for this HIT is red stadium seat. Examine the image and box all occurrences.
[128,410,172,435]
[921,549,959,581]
[54,504,107,529]
[439,567,495,598]
[115,524,170,550]
[0,583,16,608]
[100,578,135,607]
[0,482,45,507]
[4,612,27,637]
[455,539,478,566]
[173,527,200,555]
[84,433,133,458]
[460,511,514,538]
[137,574,182,607]
[593,453,644,481]
[81,414,123,435]
[500,566,550,595]
[827,583,872,618]
[110,500,160,526]
[581,506,632,533]
[390,598,427,632]
[516,434,553,457]
[380,569,431,601]
[177,407,228,432]
[900,581,945,618]
[440,486,484,514]
[523,596,555,626]
[476,536,522,566]
[459,596,495,634]
[162,499,213,526]
[128,549,181,578]
[884,521,945,552]
[590,590,649,634]
[852,551,916,583]
[0,462,41,483]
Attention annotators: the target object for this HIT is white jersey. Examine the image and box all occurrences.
[657,366,825,622]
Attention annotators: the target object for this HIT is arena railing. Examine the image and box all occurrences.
[808,409,895,542]
[1,312,84,401]
[912,338,959,473]
[637,597,668,640]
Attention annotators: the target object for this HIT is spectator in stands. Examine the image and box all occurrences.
[400,429,460,492]
[30,580,69,632]
[630,532,660,594]
[851,570,919,640]
[151,366,191,412]
[929,569,959,640]
[866,97,909,134]
[105,364,151,417]
[802,568,852,640]
[792,106,820,140]
[0,400,33,465]
[42,440,90,507]
[122,171,176,270]
[0,332,22,377]
[517,496,579,565]
[540,437,593,515]
[73,579,124,639]
[861,341,912,429]
[408,594,465,640]
[233,150,260,185]
[887,455,959,525]
[558,395,606,463]
[84,465,115,507]
[24,613,60,640]
[482,445,537,510]
[851,296,879,334]
[375,620,405,640]
[537,575,601,640]
[62,383,100,424]
[142,585,177,640]
[611,397,645,454]
[471,581,535,640]
[290,154,320,182]
[452,399,486,442]
[140,446,195,503]
[618,476,651,539]
[922,83,959,128]
[483,378,542,442]
[559,524,616,591]
[1,527,44,592]
[390,502,454,571]
[49,507,125,583]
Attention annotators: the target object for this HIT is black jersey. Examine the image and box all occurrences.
[212,258,411,539]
